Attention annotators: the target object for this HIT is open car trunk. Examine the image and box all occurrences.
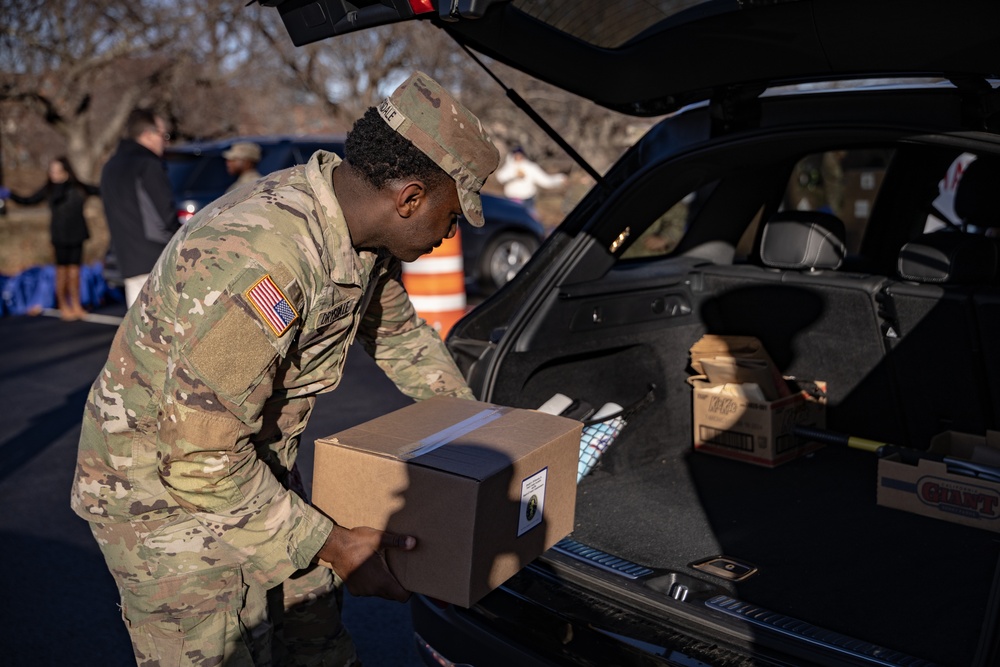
[262,1,1000,663]
[480,260,1000,666]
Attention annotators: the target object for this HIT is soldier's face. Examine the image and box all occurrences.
[395,182,462,262]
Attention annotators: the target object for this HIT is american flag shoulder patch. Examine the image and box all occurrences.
[246,274,299,336]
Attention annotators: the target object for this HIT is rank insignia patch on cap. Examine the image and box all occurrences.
[246,274,298,336]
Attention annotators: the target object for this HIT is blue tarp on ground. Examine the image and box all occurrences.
[0,262,123,316]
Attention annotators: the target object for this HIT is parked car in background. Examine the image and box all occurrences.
[164,136,544,294]
[264,1,1000,666]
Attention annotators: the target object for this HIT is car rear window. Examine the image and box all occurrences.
[735,148,893,261]
[783,148,892,253]
[620,192,696,260]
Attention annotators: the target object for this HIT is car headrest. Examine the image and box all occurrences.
[760,211,847,270]
[955,157,1000,231]
[897,232,998,284]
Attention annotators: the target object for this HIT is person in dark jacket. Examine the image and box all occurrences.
[100,108,180,307]
[0,156,100,320]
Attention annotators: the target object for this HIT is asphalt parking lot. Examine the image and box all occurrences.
[0,302,424,666]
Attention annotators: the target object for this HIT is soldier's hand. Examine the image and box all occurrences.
[317,524,416,602]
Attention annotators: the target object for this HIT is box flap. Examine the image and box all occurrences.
[698,356,778,400]
[317,395,581,481]
[404,407,507,459]
[410,405,581,480]
[689,334,776,374]
[688,334,790,400]
[316,396,509,461]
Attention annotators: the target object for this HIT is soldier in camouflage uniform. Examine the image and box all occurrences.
[71,72,500,667]
[225,142,264,194]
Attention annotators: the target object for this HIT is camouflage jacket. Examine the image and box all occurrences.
[226,168,262,194]
[71,151,473,588]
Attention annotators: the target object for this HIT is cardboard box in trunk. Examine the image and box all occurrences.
[877,430,1000,532]
[312,395,582,607]
[689,335,826,467]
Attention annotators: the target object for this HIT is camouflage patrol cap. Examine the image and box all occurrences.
[377,71,500,227]
[222,141,262,163]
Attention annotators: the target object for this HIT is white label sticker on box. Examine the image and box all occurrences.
[518,468,547,537]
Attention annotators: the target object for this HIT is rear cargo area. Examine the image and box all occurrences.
[574,442,998,667]
[485,264,1000,666]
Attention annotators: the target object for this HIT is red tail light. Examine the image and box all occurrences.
[177,203,198,224]
[409,0,435,13]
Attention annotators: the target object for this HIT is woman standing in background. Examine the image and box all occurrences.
[0,157,99,320]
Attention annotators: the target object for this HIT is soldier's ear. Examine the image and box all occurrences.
[395,181,427,219]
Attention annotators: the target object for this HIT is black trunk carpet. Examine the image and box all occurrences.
[572,443,999,667]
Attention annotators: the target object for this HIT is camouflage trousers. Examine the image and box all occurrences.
[90,516,359,667]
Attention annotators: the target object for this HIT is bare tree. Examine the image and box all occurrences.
[0,1,177,179]
[0,0,653,202]
[0,0,270,180]
[249,8,458,128]
[246,8,643,179]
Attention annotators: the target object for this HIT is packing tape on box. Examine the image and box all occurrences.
[404,407,507,459]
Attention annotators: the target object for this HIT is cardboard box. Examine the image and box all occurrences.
[840,167,885,251]
[689,335,826,467]
[877,430,1000,532]
[312,395,582,607]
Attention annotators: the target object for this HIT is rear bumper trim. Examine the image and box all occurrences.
[706,595,940,667]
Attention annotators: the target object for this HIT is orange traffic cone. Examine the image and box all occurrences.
[402,228,466,338]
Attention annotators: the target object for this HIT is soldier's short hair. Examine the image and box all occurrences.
[345,107,451,193]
